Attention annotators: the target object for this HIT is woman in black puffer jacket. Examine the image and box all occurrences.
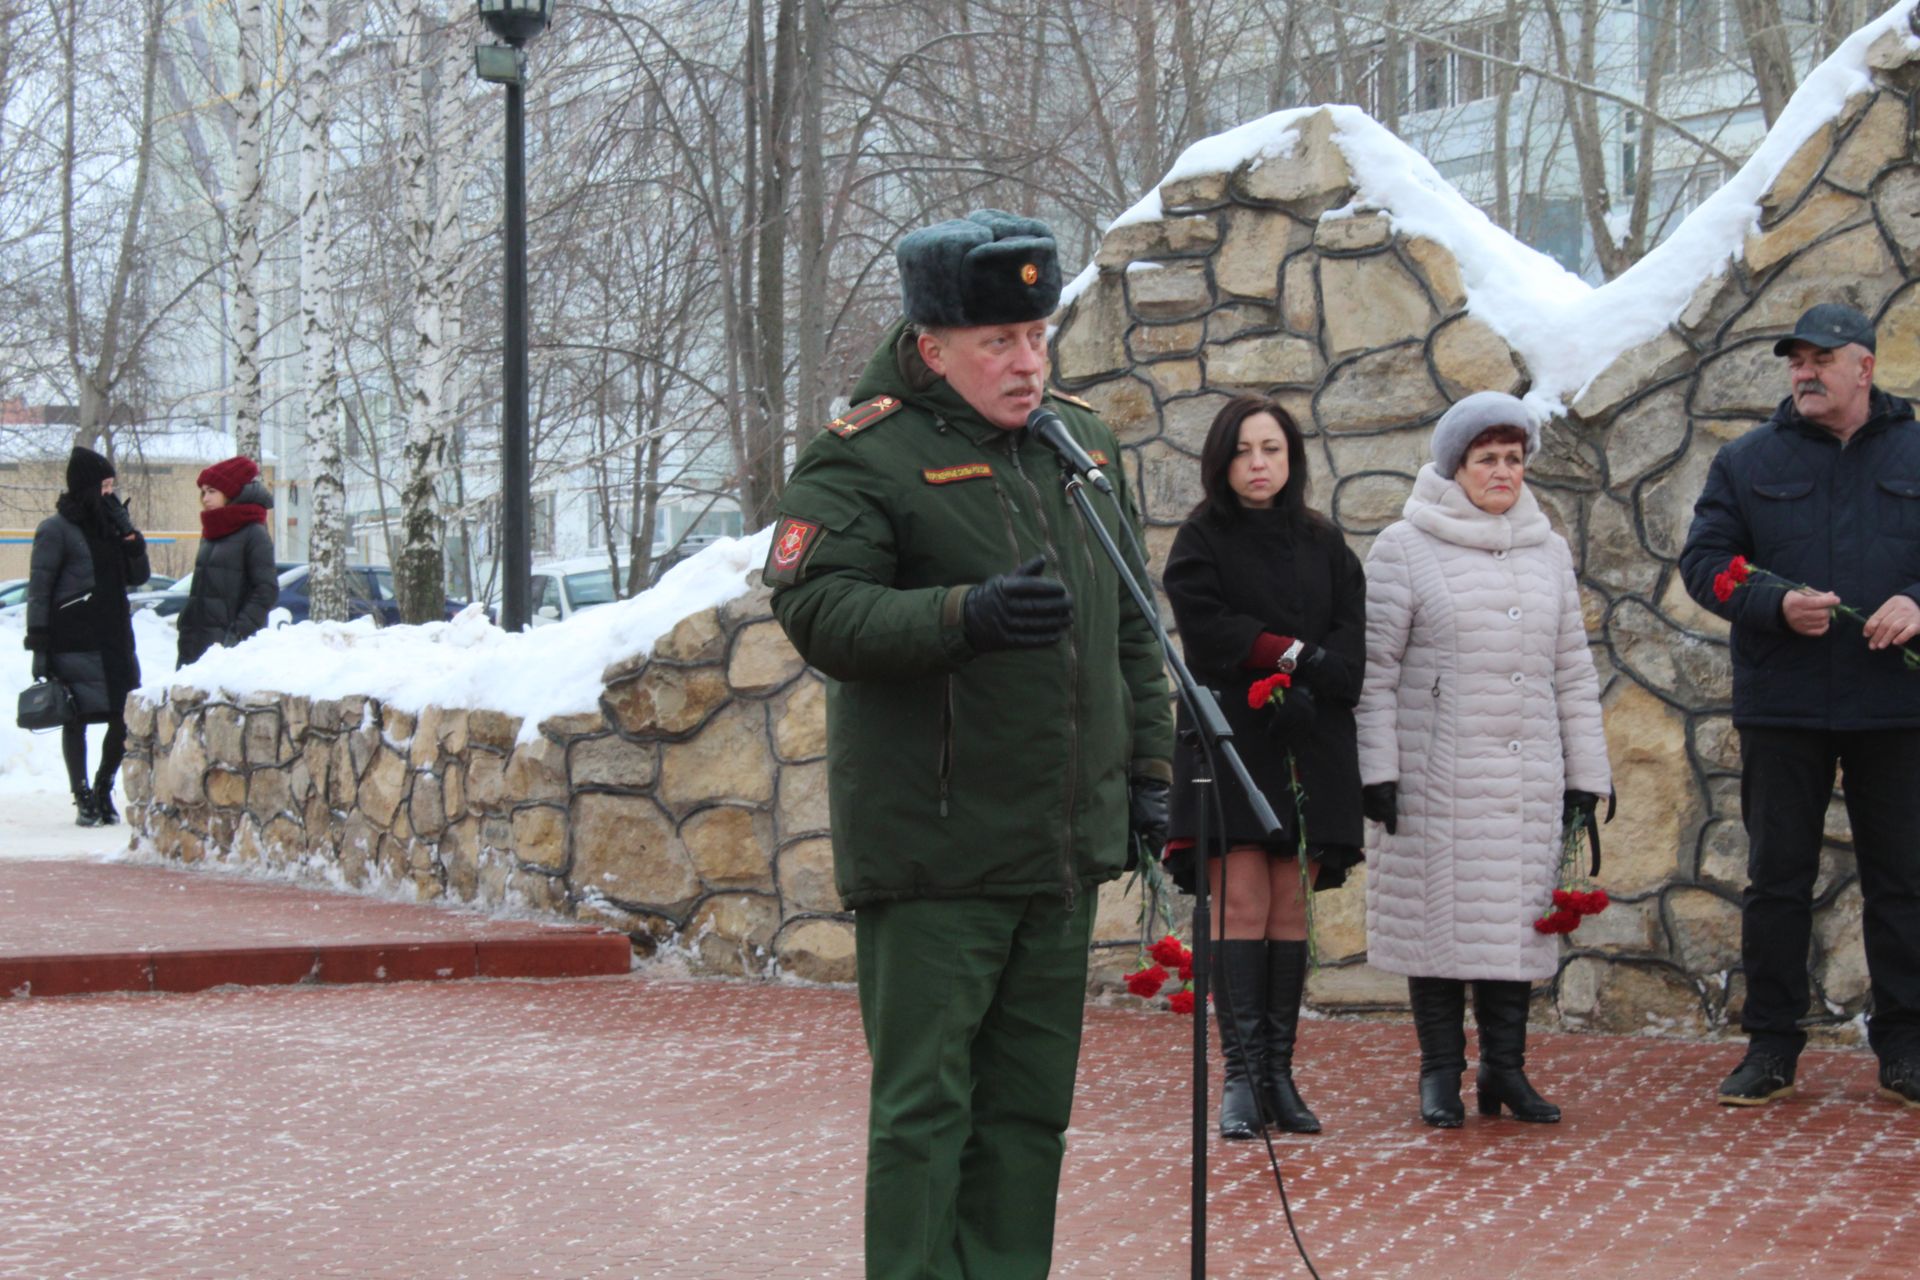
[177,456,278,669]
[24,446,151,826]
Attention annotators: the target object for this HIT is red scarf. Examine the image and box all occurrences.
[201,503,268,540]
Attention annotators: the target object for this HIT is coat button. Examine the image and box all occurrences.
[1507,606,1522,620]
[1493,549,1508,560]
[1508,740,1522,754]
[1511,672,1525,685]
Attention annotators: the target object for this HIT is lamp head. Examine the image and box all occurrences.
[476,0,551,46]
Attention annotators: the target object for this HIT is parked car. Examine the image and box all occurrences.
[128,563,463,626]
[528,557,627,625]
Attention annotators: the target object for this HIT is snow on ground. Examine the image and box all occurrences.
[1061,0,1920,417]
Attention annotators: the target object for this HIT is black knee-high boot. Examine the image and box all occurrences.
[1473,980,1560,1122]
[1407,975,1467,1127]
[1259,940,1321,1133]
[1213,940,1269,1140]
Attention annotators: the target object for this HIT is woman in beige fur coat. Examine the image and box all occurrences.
[1356,391,1612,1128]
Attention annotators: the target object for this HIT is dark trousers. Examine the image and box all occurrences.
[854,892,1095,1280]
[62,715,127,794]
[1739,727,1920,1060]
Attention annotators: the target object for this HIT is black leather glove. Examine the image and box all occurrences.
[1127,777,1171,869]
[101,492,137,538]
[962,555,1073,653]
[1263,684,1317,742]
[1362,781,1398,835]
[1562,789,1604,828]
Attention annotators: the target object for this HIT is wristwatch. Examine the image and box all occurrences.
[1277,638,1305,673]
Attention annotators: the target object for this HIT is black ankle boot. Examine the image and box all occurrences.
[72,788,102,827]
[1213,940,1269,1140]
[93,774,120,825]
[1407,975,1467,1127]
[1259,940,1321,1133]
[1473,980,1560,1122]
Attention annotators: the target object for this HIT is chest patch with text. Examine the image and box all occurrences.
[922,463,995,485]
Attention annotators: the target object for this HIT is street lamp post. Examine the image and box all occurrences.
[474,0,553,632]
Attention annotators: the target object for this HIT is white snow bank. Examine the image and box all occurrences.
[1061,0,1920,415]
[150,527,774,742]
[0,610,179,795]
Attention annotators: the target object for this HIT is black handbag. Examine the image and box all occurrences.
[16,677,76,731]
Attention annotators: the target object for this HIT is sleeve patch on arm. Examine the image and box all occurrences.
[764,517,823,588]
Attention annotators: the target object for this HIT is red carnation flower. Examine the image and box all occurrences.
[1712,572,1735,603]
[1248,672,1292,709]
[1729,556,1751,584]
[1125,964,1168,998]
[1148,935,1187,968]
[1168,989,1196,1015]
[1579,888,1610,915]
[1552,888,1576,909]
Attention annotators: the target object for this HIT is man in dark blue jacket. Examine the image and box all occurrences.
[1682,303,1920,1111]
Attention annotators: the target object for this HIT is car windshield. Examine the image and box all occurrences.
[564,569,617,609]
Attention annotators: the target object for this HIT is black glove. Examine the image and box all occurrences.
[962,555,1073,653]
[1361,781,1398,835]
[1127,777,1171,869]
[1263,684,1317,742]
[1562,789,1605,828]
[101,492,137,538]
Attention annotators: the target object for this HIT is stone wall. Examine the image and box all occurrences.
[1049,30,1920,1040]
[125,591,857,983]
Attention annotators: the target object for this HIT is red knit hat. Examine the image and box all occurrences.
[197,455,259,500]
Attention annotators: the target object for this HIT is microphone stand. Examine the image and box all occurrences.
[1053,467,1284,1279]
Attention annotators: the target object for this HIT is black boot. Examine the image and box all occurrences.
[1213,940,1269,1140]
[93,771,120,825]
[1407,976,1467,1127]
[1473,980,1560,1122]
[1259,940,1321,1133]
[72,788,102,828]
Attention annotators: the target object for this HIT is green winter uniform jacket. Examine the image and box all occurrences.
[767,320,1174,910]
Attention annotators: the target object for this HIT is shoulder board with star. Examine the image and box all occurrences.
[823,395,904,439]
[1050,391,1096,412]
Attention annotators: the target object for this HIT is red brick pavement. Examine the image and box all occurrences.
[0,860,628,998]
[2,975,1915,1279]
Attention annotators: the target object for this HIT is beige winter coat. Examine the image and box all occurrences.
[1357,465,1612,981]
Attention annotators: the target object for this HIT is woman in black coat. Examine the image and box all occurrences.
[1163,396,1366,1140]
[176,455,278,668]
[24,446,150,826]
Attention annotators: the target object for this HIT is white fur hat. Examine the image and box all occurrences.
[1431,391,1540,477]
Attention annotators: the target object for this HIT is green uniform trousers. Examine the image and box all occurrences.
[856,890,1096,1280]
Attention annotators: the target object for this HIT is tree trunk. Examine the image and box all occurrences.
[298,0,349,623]
[231,0,266,461]
[1730,0,1795,128]
[395,0,448,624]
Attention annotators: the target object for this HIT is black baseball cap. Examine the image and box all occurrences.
[1773,303,1876,356]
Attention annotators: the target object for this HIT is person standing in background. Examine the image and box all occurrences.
[23,446,150,826]
[177,455,278,668]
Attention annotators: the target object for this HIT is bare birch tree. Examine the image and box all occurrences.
[297,0,349,622]
[230,0,268,460]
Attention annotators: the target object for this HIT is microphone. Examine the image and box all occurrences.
[1025,407,1113,494]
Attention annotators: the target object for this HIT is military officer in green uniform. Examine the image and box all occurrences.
[766,209,1175,1279]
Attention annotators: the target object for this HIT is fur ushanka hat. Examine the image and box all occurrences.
[896,209,1062,329]
[1430,391,1541,478]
